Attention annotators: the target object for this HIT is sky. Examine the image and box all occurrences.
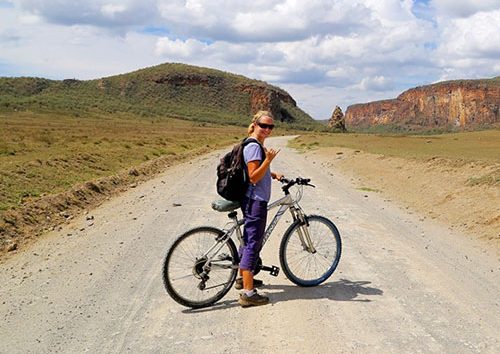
[0,0,499,119]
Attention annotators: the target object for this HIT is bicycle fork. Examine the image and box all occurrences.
[291,207,317,254]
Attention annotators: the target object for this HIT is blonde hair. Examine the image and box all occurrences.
[248,110,274,136]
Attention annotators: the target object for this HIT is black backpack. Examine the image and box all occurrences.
[216,138,265,201]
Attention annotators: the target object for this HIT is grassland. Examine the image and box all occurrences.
[2,103,499,254]
[290,130,500,163]
[0,111,248,213]
[0,110,266,253]
[3,119,498,215]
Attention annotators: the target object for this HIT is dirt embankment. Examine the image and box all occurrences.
[309,148,500,251]
[0,147,213,260]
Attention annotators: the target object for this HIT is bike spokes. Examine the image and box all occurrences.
[280,215,341,287]
[163,227,238,308]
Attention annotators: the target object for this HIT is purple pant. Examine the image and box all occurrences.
[239,197,268,271]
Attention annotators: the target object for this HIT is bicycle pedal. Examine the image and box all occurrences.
[259,265,279,276]
[269,266,280,277]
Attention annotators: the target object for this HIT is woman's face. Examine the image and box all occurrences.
[254,116,274,140]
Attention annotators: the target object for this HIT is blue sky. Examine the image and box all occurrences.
[1,0,499,119]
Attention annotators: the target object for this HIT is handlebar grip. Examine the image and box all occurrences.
[280,177,291,184]
[295,178,310,185]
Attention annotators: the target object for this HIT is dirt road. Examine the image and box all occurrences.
[1,136,499,353]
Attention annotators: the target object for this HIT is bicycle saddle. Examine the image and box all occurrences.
[211,199,241,212]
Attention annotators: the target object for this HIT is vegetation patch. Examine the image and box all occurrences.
[466,170,500,187]
[357,187,381,193]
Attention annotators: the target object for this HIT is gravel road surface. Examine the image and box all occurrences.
[1,136,499,353]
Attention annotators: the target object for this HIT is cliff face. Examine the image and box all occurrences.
[143,73,299,122]
[236,83,296,122]
[345,78,500,130]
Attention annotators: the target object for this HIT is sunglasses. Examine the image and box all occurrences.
[257,122,275,130]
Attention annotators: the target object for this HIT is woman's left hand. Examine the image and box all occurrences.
[272,172,284,180]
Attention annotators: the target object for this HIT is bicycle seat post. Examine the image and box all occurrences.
[227,211,238,219]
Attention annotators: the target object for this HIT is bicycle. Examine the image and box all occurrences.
[162,177,342,308]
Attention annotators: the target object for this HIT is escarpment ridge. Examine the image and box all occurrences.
[345,77,500,131]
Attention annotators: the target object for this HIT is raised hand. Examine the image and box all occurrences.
[265,148,280,162]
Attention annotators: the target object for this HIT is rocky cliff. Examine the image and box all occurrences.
[345,77,500,130]
[328,106,346,132]
[137,70,297,119]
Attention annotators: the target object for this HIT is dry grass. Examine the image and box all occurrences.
[290,130,500,163]
[0,111,245,212]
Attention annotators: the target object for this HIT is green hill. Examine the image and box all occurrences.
[0,62,319,129]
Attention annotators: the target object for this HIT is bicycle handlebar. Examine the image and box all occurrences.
[279,177,315,194]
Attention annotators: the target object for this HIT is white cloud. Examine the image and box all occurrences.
[359,76,394,91]
[15,0,160,28]
[0,7,159,78]
[155,37,208,58]
[431,0,500,18]
[1,1,500,119]
[157,0,218,30]
[438,10,500,58]
[282,82,402,119]
[436,9,500,80]
[101,4,127,18]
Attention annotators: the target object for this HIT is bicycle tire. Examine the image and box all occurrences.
[279,215,341,287]
[162,226,239,308]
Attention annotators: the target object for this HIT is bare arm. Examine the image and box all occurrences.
[247,148,280,184]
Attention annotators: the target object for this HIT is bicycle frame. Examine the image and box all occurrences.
[263,193,317,254]
[217,187,315,258]
[262,193,296,246]
[199,185,317,280]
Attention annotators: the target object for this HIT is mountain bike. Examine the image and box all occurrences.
[162,177,342,308]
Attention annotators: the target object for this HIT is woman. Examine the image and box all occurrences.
[237,110,283,307]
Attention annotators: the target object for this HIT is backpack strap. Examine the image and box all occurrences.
[242,137,266,164]
[241,138,266,188]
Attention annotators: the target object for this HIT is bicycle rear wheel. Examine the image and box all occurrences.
[163,227,239,308]
[279,215,341,287]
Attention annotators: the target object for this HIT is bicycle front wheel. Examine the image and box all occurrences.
[163,227,239,308]
[279,215,341,287]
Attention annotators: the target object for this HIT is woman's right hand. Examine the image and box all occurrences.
[265,148,280,162]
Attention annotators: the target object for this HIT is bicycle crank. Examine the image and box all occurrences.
[260,265,280,277]
[254,258,280,276]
